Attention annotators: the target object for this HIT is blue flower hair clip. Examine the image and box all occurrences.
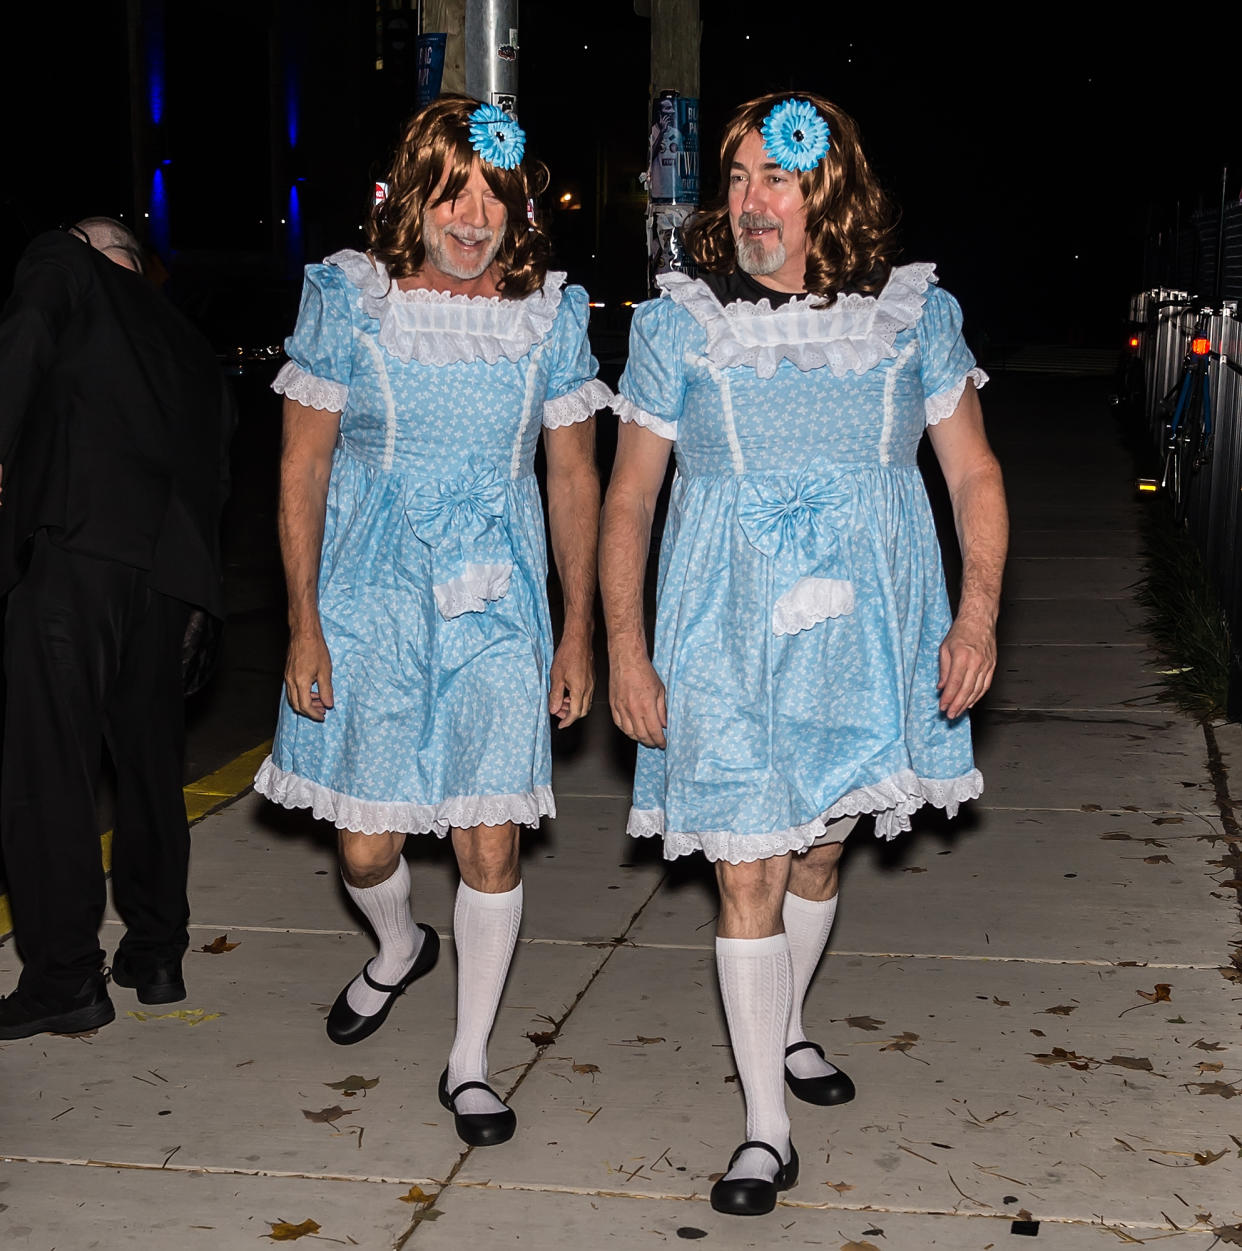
[760,99,831,172]
[467,103,526,170]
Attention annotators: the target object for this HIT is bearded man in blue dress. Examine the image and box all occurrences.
[601,92,1007,1215]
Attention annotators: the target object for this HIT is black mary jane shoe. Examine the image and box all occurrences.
[325,924,439,1045]
[111,950,186,1005]
[709,1140,799,1216]
[784,1040,856,1106]
[438,1068,517,1147]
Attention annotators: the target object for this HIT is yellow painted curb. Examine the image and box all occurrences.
[0,740,271,943]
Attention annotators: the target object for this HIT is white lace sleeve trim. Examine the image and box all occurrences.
[324,249,565,366]
[657,262,939,380]
[613,392,678,441]
[627,767,983,862]
[771,577,855,636]
[254,757,555,836]
[433,562,513,619]
[271,361,348,412]
[925,366,990,426]
[543,377,614,428]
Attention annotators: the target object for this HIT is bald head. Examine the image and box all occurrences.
[71,217,145,275]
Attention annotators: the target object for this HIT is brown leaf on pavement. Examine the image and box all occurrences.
[1214,1225,1242,1245]
[1137,984,1172,1002]
[302,1106,353,1124]
[1193,1149,1227,1166]
[1031,1047,1095,1068]
[572,1062,600,1075]
[824,1181,855,1193]
[881,1031,920,1053]
[843,1016,885,1031]
[1100,832,1133,840]
[264,1218,321,1241]
[197,935,239,954]
[526,1030,557,1046]
[1189,1081,1240,1098]
[1081,804,1102,812]
[1143,855,1173,865]
[622,1036,665,1045]
[992,997,1010,1006]
[324,1075,379,1094]
[398,1185,433,1204]
[1103,1056,1154,1072]
[841,1242,882,1251]
[1152,816,1184,825]
[1197,1062,1224,1073]
[1043,1004,1077,1015]
[1192,1039,1226,1051]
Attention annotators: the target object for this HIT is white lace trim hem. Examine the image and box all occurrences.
[254,758,555,835]
[613,392,678,441]
[543,378,614,428]
[433,562,512,619]
[658,262,938,380]
[925,367,990,426]
[272,361,348,412]
[326,249,567,366]
[627,767,983,862]
[772,577,854,636]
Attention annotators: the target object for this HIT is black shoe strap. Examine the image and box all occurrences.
[449,1079,503,1104]
[360,963,405,994]
[727,1140,786,1171]
[784,1039,825,1061]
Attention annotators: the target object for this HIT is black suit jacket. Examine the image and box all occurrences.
[0,232,234,614]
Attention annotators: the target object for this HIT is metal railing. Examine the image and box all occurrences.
[1129,290,1242,717]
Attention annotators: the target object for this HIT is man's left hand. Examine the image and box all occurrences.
[937,613,997,719]
[549,635,595,729]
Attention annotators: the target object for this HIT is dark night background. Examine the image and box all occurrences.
[4,2,1240,352]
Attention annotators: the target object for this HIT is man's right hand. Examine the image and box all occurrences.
[608,654,668,749]
[284,628,335,721]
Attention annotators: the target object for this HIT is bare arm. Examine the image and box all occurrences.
[279,397,341,720]
[599,422,674,747]
[544,417,601,728]
[926,381,1008,719]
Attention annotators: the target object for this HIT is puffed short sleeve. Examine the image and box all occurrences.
[271,263,353,412]
[541,284,613,428]
[917,285,988,426]
[614,297,685,441]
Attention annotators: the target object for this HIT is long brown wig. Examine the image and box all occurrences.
[685,92,899,302]
[368,94,552,298]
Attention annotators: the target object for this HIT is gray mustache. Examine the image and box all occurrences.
[447,227,496,243]
[738,214,781,232]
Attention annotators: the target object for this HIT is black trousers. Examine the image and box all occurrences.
[2,532,192,1003]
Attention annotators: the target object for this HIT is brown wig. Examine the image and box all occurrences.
[685,92,899,303]
[368,94,552,298]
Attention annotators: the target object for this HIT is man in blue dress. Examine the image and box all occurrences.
[600,93,1007,1214]
[258,97,607,1147]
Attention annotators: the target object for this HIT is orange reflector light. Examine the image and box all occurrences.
[1128,336,1140,348]
[1137,480,1159,493]
[1191,336,1211,356]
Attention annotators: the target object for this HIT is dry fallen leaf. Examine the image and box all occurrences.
[824,1181,855,1193]
[1043,1004,1077,1015]
[1103,1056,1154,1072]
[881,1031,919,1053]
[302,1106,352,1124]
[1151,816,1184,825]
[265,1218,321,1242]
[398,1185,433,1204]
[992,997,1010,1006]
[1193,1149,1227,1166]
[844,1016,885,1031]
[1192,1039,1225,1051]
[324,1075,379,1094]
[526,1030,557,1046]
[1215,1222,1242,1244]
[624,1036,665,1045]
[1138,984,1173,1003]
[1196,1062,1224,1073]
[1100,832,1133,840]
[572,1062,600,1075]
[1031,1047,1094,1068]
[841,1242,882,1251]
[1190,1082,1240,1099]
[1143,855,1173,865]
[197,935,239,954]
[126,1009,221,1025]
[1081,803,1102,812]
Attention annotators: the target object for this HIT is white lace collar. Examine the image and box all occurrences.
[657,262,938,379]
[326,249,566,366]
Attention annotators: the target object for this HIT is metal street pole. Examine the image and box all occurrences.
[465,0,519,114]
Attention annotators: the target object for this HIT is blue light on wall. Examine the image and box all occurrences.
[146,4,166,127]
[285,182,305,272]
[149,166,171,257]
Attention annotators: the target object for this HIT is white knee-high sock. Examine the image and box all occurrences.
[343,857,423,1017]
[716,934,794,1183]
[447,881,523,1116]
[783,891,842,1080]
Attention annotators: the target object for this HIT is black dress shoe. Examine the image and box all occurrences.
[438,1068,517,1146]
[326,923,439,1045]
[0,980,115,1040]
[709,1140,799,1216]
[111,950,187,1005]
[784,1041,856,1106]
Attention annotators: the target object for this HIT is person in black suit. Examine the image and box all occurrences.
[0,218,234,1039]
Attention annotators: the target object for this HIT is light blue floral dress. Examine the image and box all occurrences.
[254,250,610,835]
[615,264,987,863]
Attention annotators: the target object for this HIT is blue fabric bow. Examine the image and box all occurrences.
[736,474,854,572]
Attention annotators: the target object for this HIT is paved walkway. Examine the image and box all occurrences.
[3,374,1241,1250]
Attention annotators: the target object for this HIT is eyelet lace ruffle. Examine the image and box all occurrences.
[628,766,983,862]
[254,758,555,836]
[772,576,855,635]
[273,361,349,412]
[658,263,938,380]
[432,562,513,617]
[543,377,615,429]
[326,249,567,366]
[926,367,989,425]
[613,392,678,440]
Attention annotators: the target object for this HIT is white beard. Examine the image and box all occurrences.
[423,220,503,280]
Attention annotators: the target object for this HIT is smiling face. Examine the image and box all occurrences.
[420,160,508,292]
[727,129,809,293]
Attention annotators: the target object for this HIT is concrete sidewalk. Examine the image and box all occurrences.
[3,374,1241,1250]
